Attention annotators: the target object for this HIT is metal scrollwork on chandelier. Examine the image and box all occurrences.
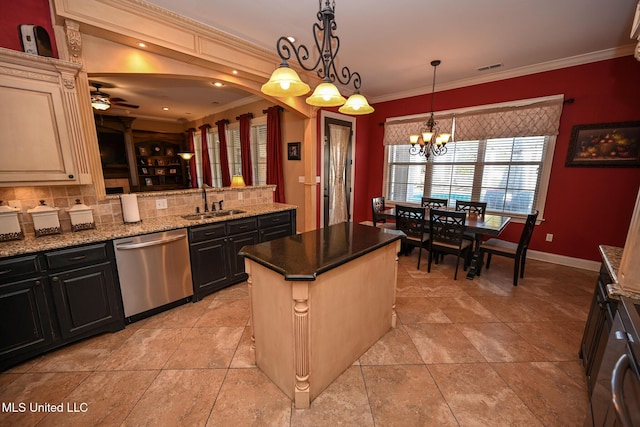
[409,60,452,158]
[261,0,374,115]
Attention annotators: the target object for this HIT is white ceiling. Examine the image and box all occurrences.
[91,0,639,121]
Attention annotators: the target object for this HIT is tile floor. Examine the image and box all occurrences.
[0,253,596,426]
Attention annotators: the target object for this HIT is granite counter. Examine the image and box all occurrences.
[0,203,296,258]
[599,245,640,300]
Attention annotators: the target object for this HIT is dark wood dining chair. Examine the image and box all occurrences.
[395,205,429,269]
[476,210,539,286]
[371,196,395,229]
[455,200,488,249]
[428,209,472,280]
[421,197,448,209]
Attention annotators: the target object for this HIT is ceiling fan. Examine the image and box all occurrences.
[90,81,140,111]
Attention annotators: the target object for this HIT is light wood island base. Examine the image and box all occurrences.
[240,223,402,408]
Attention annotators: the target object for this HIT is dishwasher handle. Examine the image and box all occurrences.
[611,352,632,427]
[115,233,186,250]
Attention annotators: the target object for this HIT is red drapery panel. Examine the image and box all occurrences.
[266,106,285,202]
[199,124,212,187]
[239,113,253,186]
[187,128,198,188]
[216,119,231,187]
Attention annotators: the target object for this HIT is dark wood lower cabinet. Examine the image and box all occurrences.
[0,276,55,366]
[189,210,295,301]
[0,243,124,371]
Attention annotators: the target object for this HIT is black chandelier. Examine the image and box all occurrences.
[260,0,374,115]
[409,60,452,158]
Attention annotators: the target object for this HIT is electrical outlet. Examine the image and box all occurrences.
[545,233,553,242]
[238,192,243,200]
[156,199,168,209]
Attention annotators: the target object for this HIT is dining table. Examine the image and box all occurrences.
[379,206,511,279]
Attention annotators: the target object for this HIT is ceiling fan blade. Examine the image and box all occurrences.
[112,102,140,109]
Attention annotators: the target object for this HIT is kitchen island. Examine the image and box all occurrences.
[239,222,403,409]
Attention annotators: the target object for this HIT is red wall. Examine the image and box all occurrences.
[353,56,640,262]
[0,0,58,57]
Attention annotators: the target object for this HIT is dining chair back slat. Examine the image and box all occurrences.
[395,205,429,269]
[371,196,394,229]
[455,200,487,215]
[428,209,472,280]
[421,197,448,209]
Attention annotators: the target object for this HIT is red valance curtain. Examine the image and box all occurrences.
[266,106,285,203]
[238,113,253,186]
[199,124,212,187]
[187,128,198,188]
[216,119,231,187]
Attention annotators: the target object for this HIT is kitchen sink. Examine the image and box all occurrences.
[181,209,245,220]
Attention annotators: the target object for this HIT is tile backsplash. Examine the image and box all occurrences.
[0,184,276,237]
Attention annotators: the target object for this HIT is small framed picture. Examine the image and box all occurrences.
[156,168,166,176]
[165,146,176,156]
[169,168,177,174]
[156,159,165,166]
[288,142,301,160]
[145,177,153,186]
[138,146,149,156]
[141,167,148,175]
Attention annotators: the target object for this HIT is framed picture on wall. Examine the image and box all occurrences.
[565,121,640,167]
[288,142,301,160]
[145,178,153,186]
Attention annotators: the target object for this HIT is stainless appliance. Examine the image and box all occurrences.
[114,229,193,320]
[589,297,640,426]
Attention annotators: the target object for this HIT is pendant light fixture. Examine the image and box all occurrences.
[261,0,374,115]
[409,60,452,159]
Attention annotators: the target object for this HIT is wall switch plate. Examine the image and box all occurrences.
[546,233,553,242]
[156,199,168,209]
[298,176,305,183]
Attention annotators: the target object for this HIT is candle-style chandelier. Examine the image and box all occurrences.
[260,0,374,115]
[409,60,452,158]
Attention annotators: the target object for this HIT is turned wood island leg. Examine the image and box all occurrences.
[292,282,310,409]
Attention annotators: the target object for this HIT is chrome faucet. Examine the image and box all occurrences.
[202,187,209,212]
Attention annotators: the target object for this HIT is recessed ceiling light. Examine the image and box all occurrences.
[162,107,169,111]
[232,70,238,75]
[213,82,224,87]
[138,42,146,48]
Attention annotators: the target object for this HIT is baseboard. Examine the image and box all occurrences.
[527,249,600,271]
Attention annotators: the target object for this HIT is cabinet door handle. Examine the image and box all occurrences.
[68,255,87,261]
[611,353,632,427]
[0,269,12,275]
[35,280,41,286]
[204,232,219,236]
[52,277,59,283]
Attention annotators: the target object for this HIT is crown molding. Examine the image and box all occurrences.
[370,44,637,105]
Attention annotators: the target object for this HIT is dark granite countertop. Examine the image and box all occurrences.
[239,222,404,281]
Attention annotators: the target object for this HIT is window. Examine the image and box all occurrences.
[387,136,549,215]
[384,95,563,218]
[194,119,267,186]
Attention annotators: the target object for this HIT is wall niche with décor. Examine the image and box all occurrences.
[133,130,187,192]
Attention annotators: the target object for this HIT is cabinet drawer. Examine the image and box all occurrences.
[0,255,41,282]
[258,212,290,228]
[190,223,227,243]
[45,243,108,270]
[227,218,257,235]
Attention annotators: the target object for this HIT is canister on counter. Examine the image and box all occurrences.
[0,201,24,241]
[68,199,96,232]
[27,200,61,237]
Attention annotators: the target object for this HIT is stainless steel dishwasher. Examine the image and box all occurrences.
[113,229,193,320]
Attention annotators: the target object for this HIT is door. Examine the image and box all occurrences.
[323,114,354,226]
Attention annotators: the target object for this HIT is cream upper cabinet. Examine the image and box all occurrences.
[0,48,92,186]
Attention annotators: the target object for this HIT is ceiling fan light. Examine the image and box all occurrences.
[306,82,346,107]
[91,96,111,111]
[338,92,374,115]
[261,63,310,97]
